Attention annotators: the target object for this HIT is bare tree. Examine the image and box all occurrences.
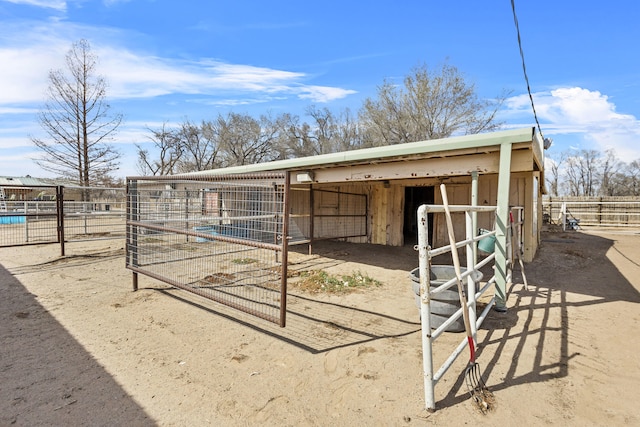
[598,149,620,196]
[274,113,314,159]
[217,113,280,166]
[545,152,565,196]
[173,120,222,172]
[333,108,366,152]
[281,106,341,157]
[276,107,366,158]
[306,105,337,155]
[359,62,506,145]
[624,160,640,196]
[31,39,122,196]
[136,123,183,175]
[562,149,601,196]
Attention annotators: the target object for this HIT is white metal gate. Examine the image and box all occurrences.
[417,203,519,411]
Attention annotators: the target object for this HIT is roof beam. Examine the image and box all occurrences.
[297,149,533,185]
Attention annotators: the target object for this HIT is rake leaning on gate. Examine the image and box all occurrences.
[439,184,496,413]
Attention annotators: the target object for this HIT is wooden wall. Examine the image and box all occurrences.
[290,170,542,261]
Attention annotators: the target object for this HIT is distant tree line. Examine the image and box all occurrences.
[546,149,640,197]
[40,41,638,197]
[136,62,506,175]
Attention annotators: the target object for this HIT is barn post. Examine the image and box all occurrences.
[471,171,479,264]
[494,142,512,312]
[127,178,139,291]
[279,171,291,327]
[56,185,65,256]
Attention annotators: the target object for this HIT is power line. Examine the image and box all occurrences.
[510,0,546,142]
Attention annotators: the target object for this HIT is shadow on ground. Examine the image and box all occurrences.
[0,264,154,426]
[158,287,420,354]
[435,229,640,409]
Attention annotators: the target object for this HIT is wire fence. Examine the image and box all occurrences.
[0,185,61,247]
[2,178,369,326]
[0,186,127,251]
[288,187,368,246]
[126,173,290,326]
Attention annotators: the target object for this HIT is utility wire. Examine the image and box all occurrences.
[510,0,544,139]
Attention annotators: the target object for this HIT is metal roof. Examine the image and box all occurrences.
[0,176,52,187]
[183,127,541,177]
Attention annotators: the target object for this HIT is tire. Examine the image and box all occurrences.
[410,266,482,333]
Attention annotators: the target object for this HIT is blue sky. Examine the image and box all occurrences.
[1,0,639,178]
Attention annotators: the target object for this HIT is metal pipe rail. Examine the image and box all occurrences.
[417,203,505,412]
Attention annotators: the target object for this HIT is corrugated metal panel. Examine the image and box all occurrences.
[0,176,50,187]
[182,127,537,177]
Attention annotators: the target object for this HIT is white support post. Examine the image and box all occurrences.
[471,171,479,264]
[465,210,478,337]
[418,204,436,412]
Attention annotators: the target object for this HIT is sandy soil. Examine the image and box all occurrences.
[1,228,639,426]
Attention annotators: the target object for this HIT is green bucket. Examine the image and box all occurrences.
[477,229,496,254]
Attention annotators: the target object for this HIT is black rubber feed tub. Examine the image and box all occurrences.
[410,265,483,332]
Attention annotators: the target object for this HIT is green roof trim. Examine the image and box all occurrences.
[185,127,539,177]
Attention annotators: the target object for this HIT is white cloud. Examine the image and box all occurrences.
[296,85,358,103]
[1,0,66,10]
[0,21,357,107]
[97,51,356,103]
[505,87,640,161]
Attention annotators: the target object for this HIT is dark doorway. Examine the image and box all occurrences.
[403,186,434,245]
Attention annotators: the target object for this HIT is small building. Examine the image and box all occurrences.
[0,176,55,202]
[126,126,544,321]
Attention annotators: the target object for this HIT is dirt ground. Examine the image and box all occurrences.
[1,227,639,426]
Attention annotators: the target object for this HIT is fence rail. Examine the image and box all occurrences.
[417,203,522,411]
[543,197,640,229]
[126,173,290,327]
[0,186,126,252]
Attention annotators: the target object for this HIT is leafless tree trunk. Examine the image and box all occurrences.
[31,39,122,199]
[598,149,620,196]
[625,160,640,196]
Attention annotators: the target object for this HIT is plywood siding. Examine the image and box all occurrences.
[369,183,405,246]
[289,186,311,243]
[389,184,404,246]
[430,175,530,251]
[290,169,541,260]
[433,184,471,248]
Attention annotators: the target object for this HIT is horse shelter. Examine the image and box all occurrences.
[126,127,546,328]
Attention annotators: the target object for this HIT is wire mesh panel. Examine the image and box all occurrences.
[0,186,60,247]
[126,173,289,326]
[312,188,367,240]
[0,185,127,250]
[63,187,126,241]
[288,186,311,244]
